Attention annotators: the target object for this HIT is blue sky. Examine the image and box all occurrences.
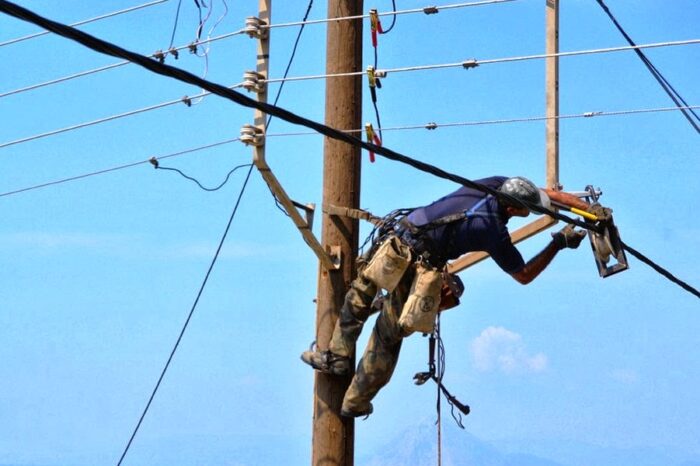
[0,1,698,465]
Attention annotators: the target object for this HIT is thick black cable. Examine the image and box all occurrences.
[115,163,255,466]
[156,163,251,191]
[0,0,601,231]
[621,241,700,299]
[595,0,700,134]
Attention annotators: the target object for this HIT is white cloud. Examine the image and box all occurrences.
[470,326,548,375]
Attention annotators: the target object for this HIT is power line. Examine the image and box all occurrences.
[0,0,170,48]
[262,38,700,85]
[0,138,242,198]
[0,0,596,229]
[0,27,247,100]
[115,164,255,466]
[595,0,700,133]
[3,105,696,198]
[2,0,698,300]
[263,0,516,30]
[621,241,700,299]
[155,162,251,191]
[0,83,244,150]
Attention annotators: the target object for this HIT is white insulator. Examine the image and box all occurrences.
[240,124,264,146]
[244,16,268,39]
[242,70,266,94]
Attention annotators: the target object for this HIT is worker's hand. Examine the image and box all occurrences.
[552,224,587,250]
[586,202,612,223]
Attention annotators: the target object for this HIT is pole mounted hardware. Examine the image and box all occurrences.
[242,70,266,94]
[242,3,339,271]
[244,16,268,39]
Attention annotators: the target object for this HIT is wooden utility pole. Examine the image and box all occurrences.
[312,1,363,465]
[545,0,559,189]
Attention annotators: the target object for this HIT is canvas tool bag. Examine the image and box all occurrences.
[361,234,412,292]
[398,262,443,334]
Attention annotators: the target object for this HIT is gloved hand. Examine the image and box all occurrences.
[552,224,587,250]
[586,202,612,223]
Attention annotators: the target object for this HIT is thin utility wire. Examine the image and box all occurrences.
[0,0,169,48]
[595,0,700,133]
[167,0,183,49]
[115,164,255,466]
[0,83,244,150]
[3,104,696,198]
[0,27,247,100]
[0,138,241,198]
[116,2,314,463]
[381,0,398,34]
[263,0,516,30]
[262,38,700,85]
[2,0,697,299]
[156,162,251,191]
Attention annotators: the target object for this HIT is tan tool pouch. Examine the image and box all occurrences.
[398,262,443,335]
[361,235,412,292]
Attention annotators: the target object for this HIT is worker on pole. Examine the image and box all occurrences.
[302,176,610,417]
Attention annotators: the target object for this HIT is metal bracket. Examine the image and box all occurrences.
[584,185,629,278]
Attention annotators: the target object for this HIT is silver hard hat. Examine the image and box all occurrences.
[499,177,550,214]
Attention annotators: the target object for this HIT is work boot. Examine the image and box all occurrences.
[300,349,350,376]
[340,402,373,419]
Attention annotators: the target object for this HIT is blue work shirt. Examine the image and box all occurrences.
[406,176,525,274]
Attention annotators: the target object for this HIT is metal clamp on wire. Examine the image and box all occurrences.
[153,49,165,63]
[188,41,198,54]
[242,70,266,94]
[244,16,268,39]
[168,47,179,60]
[367,65,381,90]
[423,6,439,14]
[425,122,438,130]
[462,59,479,70]
[369,9,383,47]
[240,124,264,147]
[365,122,381,163]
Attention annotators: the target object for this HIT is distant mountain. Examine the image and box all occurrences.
[360,421,700,466]
[360,422,564,466]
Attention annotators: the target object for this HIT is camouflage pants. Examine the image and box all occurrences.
[329,264,416,413]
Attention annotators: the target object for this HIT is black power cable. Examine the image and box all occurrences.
[154,162,252,191]
[595,0,700,134]
[167,0,183,50]
[1,0,698,300]
[621,240,700,299]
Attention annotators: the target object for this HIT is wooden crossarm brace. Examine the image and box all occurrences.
[253,153,340,270]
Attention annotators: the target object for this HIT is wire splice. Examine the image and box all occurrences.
[149,156,159,168]
[425,122,438,130]
[240,124,264,146]
[365,122,381,163]
[423,6,439,14]
[181,95,192,107]
[462,59,479,69]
